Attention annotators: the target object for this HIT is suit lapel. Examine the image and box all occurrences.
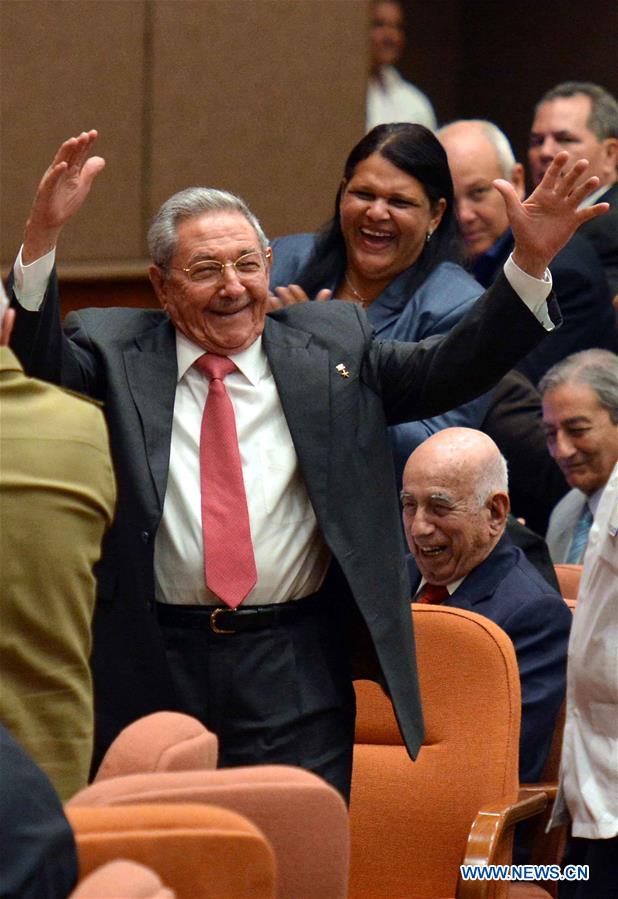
[556,493,586,560]
[447,537,516,611]
[262,316,331,511]
[123,317,177,510]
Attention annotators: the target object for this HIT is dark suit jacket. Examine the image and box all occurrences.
[0,723,78,899]
[472,229,616,385]
[11,270,552,766]
[577,182,618,297]
[482,369,568,535]
[271,233,492,487]
[411,535,571,783]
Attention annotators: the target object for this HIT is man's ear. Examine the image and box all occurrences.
[149,264,168,310]
[511,163,526,202]
[601,137,618,180]
[264,247,272,278]
[487,491,510,535]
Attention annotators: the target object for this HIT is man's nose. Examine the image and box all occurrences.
[219,264,245,296]
[409,509,434,538]
[539,136,559,160]
[456,199,475,224]
[553,429,576,460]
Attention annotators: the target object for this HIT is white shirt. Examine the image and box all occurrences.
[578,182,615,209]
[154,331,330,605]
[367,65,437,132]
[550,462,618,838]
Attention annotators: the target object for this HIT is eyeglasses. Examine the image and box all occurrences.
[173,250,271,285]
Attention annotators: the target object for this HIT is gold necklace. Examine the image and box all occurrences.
[344,273,371,307]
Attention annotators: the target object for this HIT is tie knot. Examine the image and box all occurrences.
[195,354,236,382]
[580,504,593,525]
[418,583,450,604]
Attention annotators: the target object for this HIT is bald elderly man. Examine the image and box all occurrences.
[402,428,572,783]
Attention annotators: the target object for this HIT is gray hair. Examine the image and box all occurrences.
[536,82,618,141]
[147,187,269,271]
[474,451,509,506]
[438,119,517,179]
[539,349,618,425]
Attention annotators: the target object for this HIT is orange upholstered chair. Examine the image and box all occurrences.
[69,766,349,899]
[553,564,582,601]
[94,711,218,781]
[66,803,275,899]
[349,605,547,899]
[70,859,175,898]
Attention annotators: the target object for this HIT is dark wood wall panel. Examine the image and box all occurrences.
[148,0,368,242]
[457,0,618,183]
[1,0,146,265]
[399,0,617,189]
[1,0,368,277]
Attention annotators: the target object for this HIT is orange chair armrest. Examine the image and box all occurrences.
[458,792,549,899]
[519,783,558,802]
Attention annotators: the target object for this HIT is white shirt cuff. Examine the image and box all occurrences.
[504,253,554,331]
[13,245,56,311]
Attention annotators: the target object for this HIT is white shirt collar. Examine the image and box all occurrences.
[174,330,267,386]
[578,182,615,209]
[587,484,606,517]
[418,576,465,596]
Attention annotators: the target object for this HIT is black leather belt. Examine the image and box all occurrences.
[156,592,324,635]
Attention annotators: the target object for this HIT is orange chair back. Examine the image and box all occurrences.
[69,766,348,899]
[350,605,521,899]
[70,859,175,898]
[553,564,582,602]
[94,712,218,781]
[66,803,275,898]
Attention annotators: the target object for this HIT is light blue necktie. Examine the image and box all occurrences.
[566,503,593,563]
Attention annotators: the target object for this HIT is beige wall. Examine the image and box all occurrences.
[1,0,368,273]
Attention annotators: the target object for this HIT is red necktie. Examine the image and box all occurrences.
[195,354,257,608]
[417,583,450,604]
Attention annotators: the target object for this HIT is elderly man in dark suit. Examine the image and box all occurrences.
[529,81,618,298]
[9,130,606,799]
[403,427,572,783]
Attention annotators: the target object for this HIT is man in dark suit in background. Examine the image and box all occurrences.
[437,119,573,532]
[529,81,618,298]
[439,118,616,387]
[403,428,572,784]
[9,130,605,799]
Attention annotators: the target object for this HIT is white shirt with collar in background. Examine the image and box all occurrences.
[367,65,437,132]
[550,462,618,838]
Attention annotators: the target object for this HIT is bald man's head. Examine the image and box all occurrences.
[401,428,510,585]
[438,120,525,262]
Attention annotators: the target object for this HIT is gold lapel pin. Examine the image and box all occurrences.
[336,363,350,379]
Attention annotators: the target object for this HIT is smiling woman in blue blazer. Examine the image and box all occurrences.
[270,123,490,485]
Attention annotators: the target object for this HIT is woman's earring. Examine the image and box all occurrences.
[426,230,433,243]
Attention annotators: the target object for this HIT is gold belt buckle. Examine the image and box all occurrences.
[210,607,236,634]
